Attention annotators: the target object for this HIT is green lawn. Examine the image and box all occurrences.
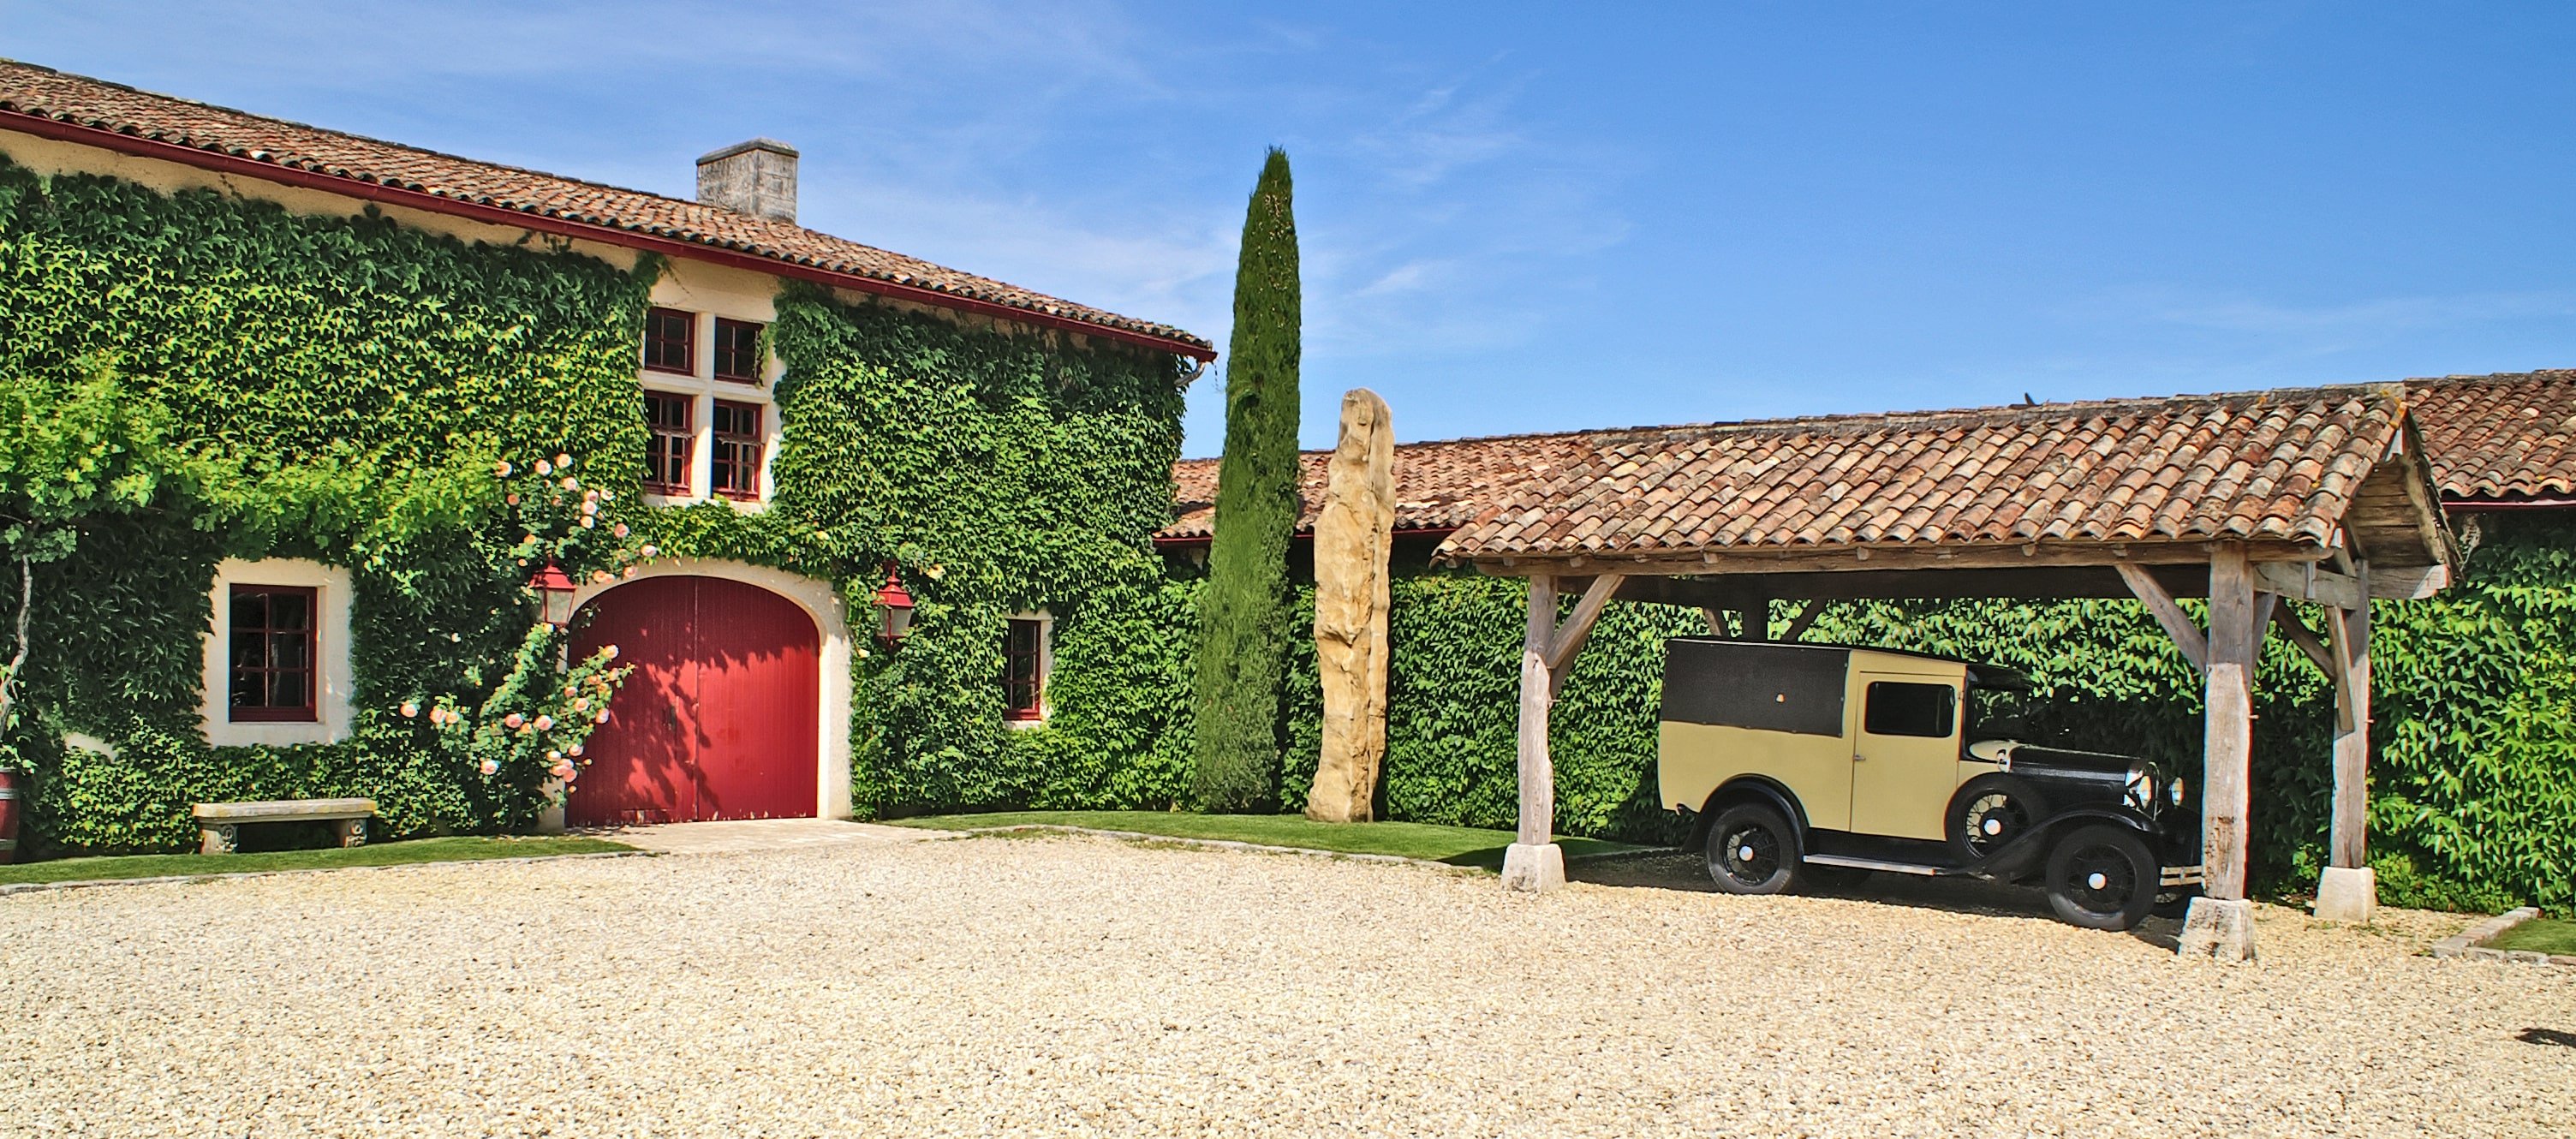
[0,835,635,886]
[889,810,1648,869]
[2490,916,2576,956]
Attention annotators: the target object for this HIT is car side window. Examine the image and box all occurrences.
[1863,681,1956,738]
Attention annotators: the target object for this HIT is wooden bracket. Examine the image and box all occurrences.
[1544,574,1625,694]
[2271,605,2335,679]
[2115,560,2208,674]
[1781,598,1829,643]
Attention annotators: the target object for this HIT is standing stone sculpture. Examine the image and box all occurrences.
[1306,389,1396,822]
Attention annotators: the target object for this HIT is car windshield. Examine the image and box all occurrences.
[1966,683,2032,740]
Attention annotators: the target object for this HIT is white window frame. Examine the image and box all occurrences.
[635,307,781,509]
[200,558,355,747]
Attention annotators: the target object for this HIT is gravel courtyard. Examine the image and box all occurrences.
[3,835,2569,1137]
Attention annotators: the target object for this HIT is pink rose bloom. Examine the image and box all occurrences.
[399,701,419,718]
[555,452,572,467]
[581,501,599,516]
[534,715,555,731]
[603,645,620,660]
[561,476,579,491]
[622,566,638,579]
[494,460,512,478]
[584,488,600,502]
[600,491,617,503]
[581,516,597,529]
[546,748,564,761]
[592,570,612,584]
[534,459,552,476]
[572,697,590,712]
[595,710,611,724]
[611,523,629,539]
[550,761,575,780]
[478,758,498,775]
[504,713,525,729]
[638,545,658,558]
[568,743,585,757]
[505,493,520,506]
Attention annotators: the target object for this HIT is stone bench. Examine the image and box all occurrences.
[193,798,377,855]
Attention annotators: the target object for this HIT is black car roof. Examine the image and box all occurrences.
[1662,636,2034,688]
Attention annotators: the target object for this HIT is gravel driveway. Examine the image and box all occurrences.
[2,834,2569,1137]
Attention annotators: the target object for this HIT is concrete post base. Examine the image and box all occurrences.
[1500,842,1565,892]
[2313,866,2376,924]
[2176,897,2257,963]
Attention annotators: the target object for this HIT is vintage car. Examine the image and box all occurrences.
[1658,638,2203,930]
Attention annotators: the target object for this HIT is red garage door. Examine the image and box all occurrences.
[567,575,820,826]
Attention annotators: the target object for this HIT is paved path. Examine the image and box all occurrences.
[582,815,939,855]
[3,832,2568,1137]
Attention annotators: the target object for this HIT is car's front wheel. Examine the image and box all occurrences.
[1704,802,1802,895]
[2042,823,2158,930]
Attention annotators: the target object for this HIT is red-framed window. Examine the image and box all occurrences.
[644,307,695,374]
[230,585,318,723]
[711,399,764,500]
[1003,618,1045,721]
[643,391,695,494]
[713,318,764,384]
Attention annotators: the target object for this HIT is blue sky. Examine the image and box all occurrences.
[9,3,2576,454]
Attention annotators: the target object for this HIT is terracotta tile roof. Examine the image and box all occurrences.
[1162,432,1597,541]
[1425,386,2416,564]
[0,58,1208,355]
[2406,370,2576,501]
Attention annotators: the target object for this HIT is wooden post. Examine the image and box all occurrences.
[1517,573,1556,851]
[2178,544,2262,961]
[2329,563,2372,869]
[2201,544,2257,902]
[1504,570,1623,892]
[1741,598,1771,642]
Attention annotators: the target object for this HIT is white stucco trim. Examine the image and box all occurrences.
[1003,611,1054,729]
[200,558,355,747]
[567,558,853,820]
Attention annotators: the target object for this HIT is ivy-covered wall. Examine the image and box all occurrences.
[0,148,1199,853]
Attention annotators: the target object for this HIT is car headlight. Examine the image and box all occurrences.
[2169,775,2187,808]
[2125,763,2156,810]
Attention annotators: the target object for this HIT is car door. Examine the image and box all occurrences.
[1846,674,1963,841]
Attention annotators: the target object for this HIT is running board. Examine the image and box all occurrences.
[1803,854,1947,877]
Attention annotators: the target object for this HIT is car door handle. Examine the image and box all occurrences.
[1852,754,1866,761]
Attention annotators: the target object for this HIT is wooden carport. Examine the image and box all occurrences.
[1435,385,2456,960]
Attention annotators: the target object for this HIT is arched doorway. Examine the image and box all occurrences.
[567,575,820,826]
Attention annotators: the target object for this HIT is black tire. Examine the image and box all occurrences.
[1948,774,2048,861]
[1705,802,1802,895]
[2043,823,2159,931]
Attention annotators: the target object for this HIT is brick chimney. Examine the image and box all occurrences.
[695,139,799,224]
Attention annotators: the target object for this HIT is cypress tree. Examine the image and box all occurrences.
[1191,148,1302,812]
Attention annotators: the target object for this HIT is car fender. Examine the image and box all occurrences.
[1691,777,1810,853]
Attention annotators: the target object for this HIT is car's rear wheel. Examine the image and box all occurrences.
[2043,823,2158,931]
[1705,802,1802,895]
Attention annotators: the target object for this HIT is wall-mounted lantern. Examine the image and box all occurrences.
[872,564,915,649]
[528,561,579,627]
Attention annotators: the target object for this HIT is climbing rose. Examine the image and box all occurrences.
[546,748,564,761]
[479,758,499,775]
[506,493,520,506]
[534,459,552,476]
[569,742,585,757]
[551,760,576,780]
[494,460,512,477]
[534,715,555,731]
[581,516,596,529]
[399,701,419,718]
[611,522,629,539]
[638,545,658,558]
[595,710,611,724]
[622,566,638,579]
[603,645,620,659]
[562,477,579,491]
[581,500,599,516]
[504,713,525,729]
[572,697,590,712]
[556,452,572,468]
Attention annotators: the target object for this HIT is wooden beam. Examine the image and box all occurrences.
[2272,605,2335,681]
[1699,607,1732,637]
[1781,598,1829,642]
[1470,538,2325,580]
[1612,564,2211,607]
[1740,599,1771,643]
[1517,574,1558,850]
[2366,562,2448,599]
[2255,561,2364,610]
[1545,573,1625,683]
[2329,562,2373,869]
[2203,545,2257,902]
[2115,560,2209,674]
[2252,592,2279,653]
